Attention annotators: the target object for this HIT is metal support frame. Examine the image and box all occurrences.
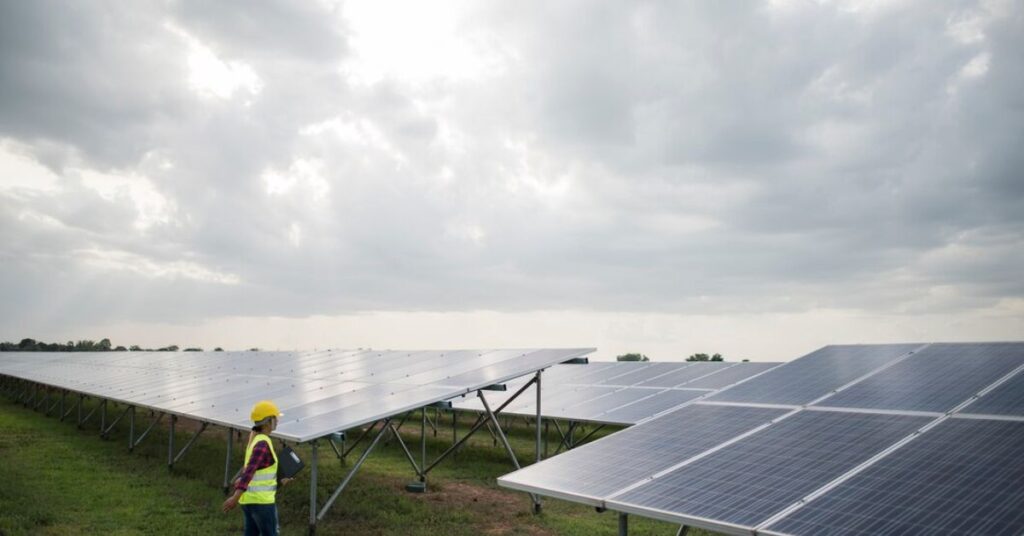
[619,512,629,536]
[423,376,538,476]
[312,419,392,530]
[167,415,176,467]
[223,427,234,493]
[61,393,81,422]
[676,525,690,536]
[170,421,208,467]
[128,406,135,450]
[534,369,543,514]
[101,404,133,439]
[78,396,100,429]
[131,412,165,451]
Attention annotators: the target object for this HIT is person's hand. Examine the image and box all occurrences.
[222,494,240,513]
[280,478,294,487]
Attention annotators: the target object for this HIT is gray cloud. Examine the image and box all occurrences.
[0,0,1022,335]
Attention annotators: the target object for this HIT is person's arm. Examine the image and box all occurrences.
[222,440,272,512]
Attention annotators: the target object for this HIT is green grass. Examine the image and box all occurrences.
[0,394,717,535]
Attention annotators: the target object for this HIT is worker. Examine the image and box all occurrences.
[222,400,293,535]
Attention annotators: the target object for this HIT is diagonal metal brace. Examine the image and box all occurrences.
[101,404,133,438]
[131,412,165,451]
[422,376,538,475]
[316,418,391,522]
[479,392,540,507]
[387,422,422,477]
[171,421,209,466]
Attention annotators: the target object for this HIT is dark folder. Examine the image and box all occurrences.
[277,444,305,479]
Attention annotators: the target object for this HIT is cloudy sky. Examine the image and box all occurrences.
[1,0,1021,361]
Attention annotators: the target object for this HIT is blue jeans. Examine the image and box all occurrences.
[242,503,279,536]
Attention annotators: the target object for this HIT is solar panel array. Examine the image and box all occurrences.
[452,361,780,425]
[0,348,593,442]
[499,342,1024,536]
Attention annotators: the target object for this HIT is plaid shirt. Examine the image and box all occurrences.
[235,439,274,492]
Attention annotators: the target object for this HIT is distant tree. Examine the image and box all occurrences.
[686,353,724,362]
[617,353,650,362]
[129,345,142,352]
[18,338,37,350]
[248,347,260,352]
[157,345,180,352]
[114,346,127,351]
[184,347,203,352]
[97,338,112,351]
[742,358,750,362]
[214,347,224,352]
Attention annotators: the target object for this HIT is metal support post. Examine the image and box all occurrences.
[619,513,628,536]
[99,399,108,432]
[128,406,135,450]
[420,409,427,483]
[327,436,344,462]
[167,415,177,467]
[62,394,80,422]
[223,428,234,493]
[479,392,542,510]
[171,421,209,466]
[60,390,66,417]
[534,368,543,514]
[76,394,84,427]
[317,419,390,524]
[387,422,422,477]
[451,410,458,460]
[309,440,318,535]
[676,525,690,536]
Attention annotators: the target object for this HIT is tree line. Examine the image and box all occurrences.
[0,338,221,352]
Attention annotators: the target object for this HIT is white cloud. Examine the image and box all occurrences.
[169,24,263,101]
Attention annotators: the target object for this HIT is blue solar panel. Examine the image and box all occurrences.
[598,389,707,424]
[498,404,787,501]
[637,363,729,388]
[684,362,780,390]
[767,418,1024,536]
[709,345,919,406]
[609,410,930,528]
[821,343,1024,413]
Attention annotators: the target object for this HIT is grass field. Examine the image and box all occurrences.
[0,394,716,536]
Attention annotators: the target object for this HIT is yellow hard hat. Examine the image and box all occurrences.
[251,400,283,423]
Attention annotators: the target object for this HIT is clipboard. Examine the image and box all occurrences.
[277,444,305,479]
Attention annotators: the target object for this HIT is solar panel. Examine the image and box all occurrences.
[608,410,930,528]
[963,367,1024,417]
[498,404,787,504]
[766,418,1024,536]
[0,348,593,442]
[683,362,779,389]
[708,344,920,406]
[637,362,729,388]
[595,363,683,386]
[820,343,1024,413]
[547,387,671,422]
[598,389,708,424]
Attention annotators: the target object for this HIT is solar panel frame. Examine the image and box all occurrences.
[606,410,932,529]
[817,343,1024,413]
[0,348,594,442]
[498,404,789,506]
[764,417,1024,536]
[708,344,922,406]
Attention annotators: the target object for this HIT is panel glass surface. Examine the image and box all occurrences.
[636,363,726,388]
[0,348,593,442]
[768,418,1024,536]
[708,345,919,406]
[684,362,780,390]
[610,410,929,527]
[963,367,1024,416]
[498,405,787,500]
[599,389,708,424]
[820,343,1024,413]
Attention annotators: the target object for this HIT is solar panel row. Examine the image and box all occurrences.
[453,361,780,425]
[0,348,594,442]
[499,342,1024,536]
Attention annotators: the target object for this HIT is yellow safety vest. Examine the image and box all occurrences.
[239,433,278,505]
